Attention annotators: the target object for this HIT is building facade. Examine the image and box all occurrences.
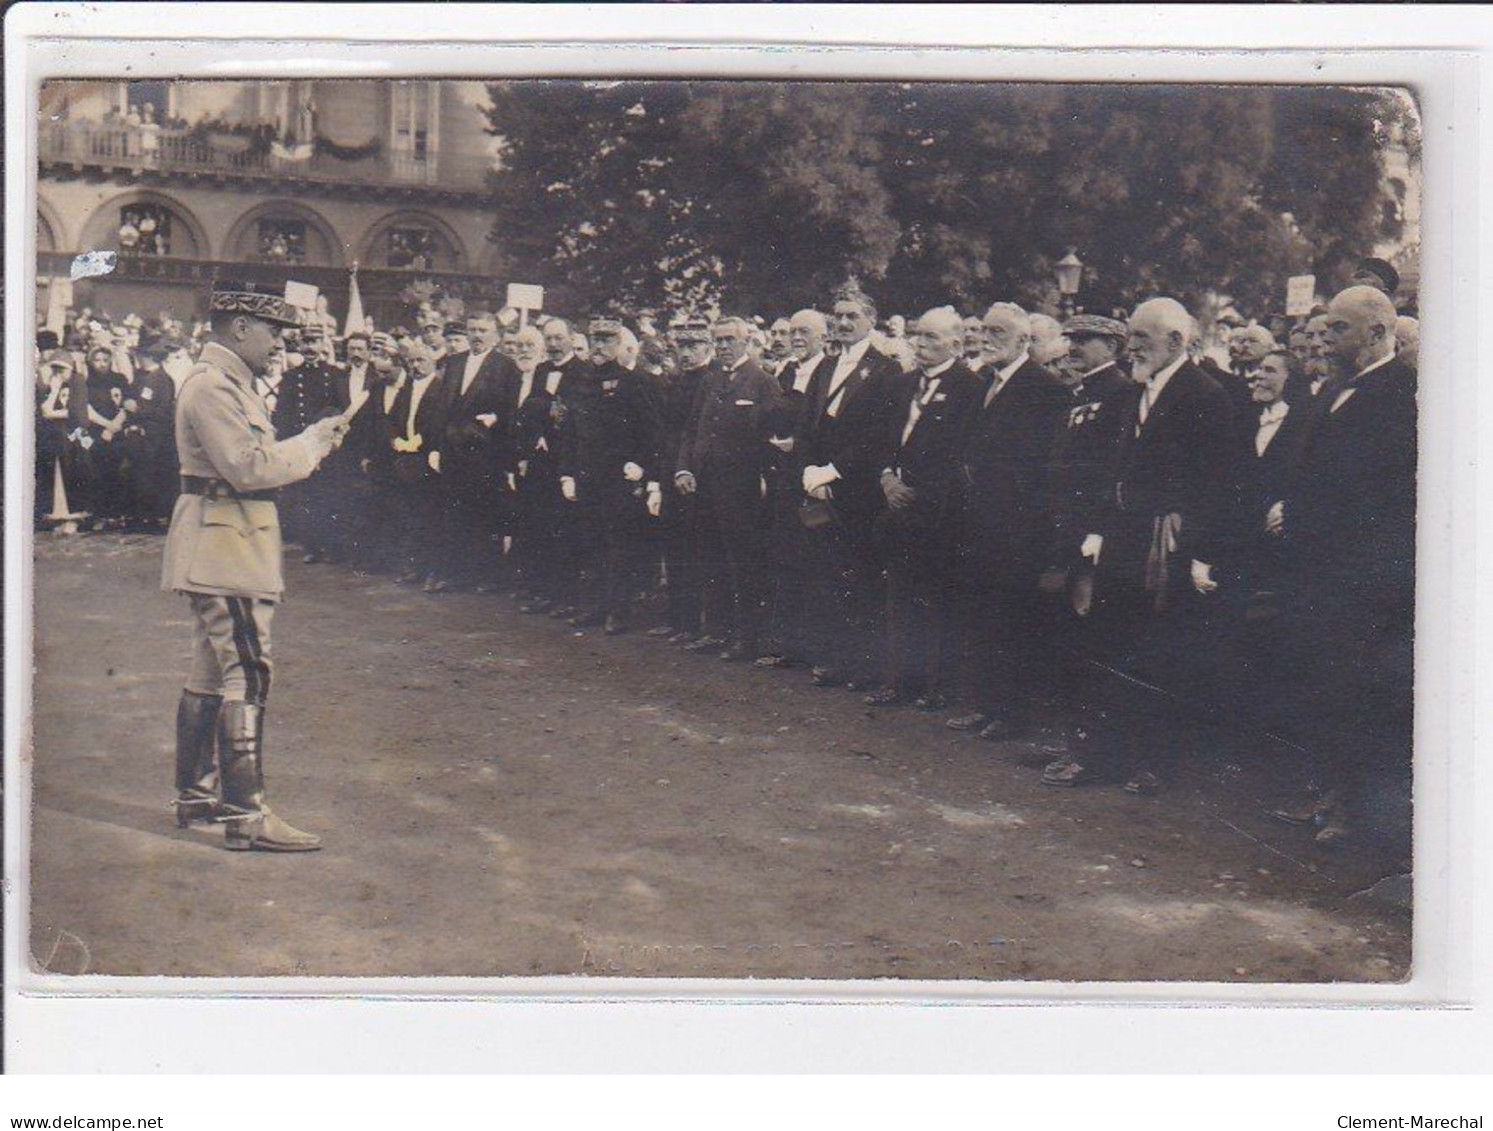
[37,79,503,329]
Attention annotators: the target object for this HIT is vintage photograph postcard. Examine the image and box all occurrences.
[22,65,1423,986]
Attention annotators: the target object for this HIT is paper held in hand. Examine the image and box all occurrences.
[339,387,371,425]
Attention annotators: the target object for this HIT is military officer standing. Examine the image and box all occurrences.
[557,317,663,634]
[162,281,347,852]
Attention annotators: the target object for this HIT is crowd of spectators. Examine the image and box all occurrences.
[35,253,1420,853]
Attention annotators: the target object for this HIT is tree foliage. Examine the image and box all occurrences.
[483,80,1416,320]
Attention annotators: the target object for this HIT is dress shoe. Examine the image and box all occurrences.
[1270,794,1334,826]
[810,666,841,687]
[863,688,902,707]
[1314,818,1352,847]
[913,693,947,712]
[754,653,787,669]
[568,610,605,628]
[422,575,447,593]
[667,630,698,645]
[646,624,678,638]
[719,640,756,662]
[683,634,727,653]
[977,718,1030,742]
[946,712,990,732]
[1041,758,1086,788]
[604,614,630,636]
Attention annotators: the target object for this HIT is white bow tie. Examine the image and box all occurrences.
[1259,403,1288,427]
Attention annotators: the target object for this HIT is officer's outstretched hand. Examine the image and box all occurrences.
[305,416,345,460]
[561,476,578,502]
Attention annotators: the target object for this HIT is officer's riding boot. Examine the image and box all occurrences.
[172,690,223,827]
[217,701,322,853]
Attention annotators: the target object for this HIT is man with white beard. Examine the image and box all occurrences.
[1042,297,1236,797]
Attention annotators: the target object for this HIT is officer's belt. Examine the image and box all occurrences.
[180,476,278,503]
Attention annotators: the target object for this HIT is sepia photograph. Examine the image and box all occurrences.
[23,69,1422,986]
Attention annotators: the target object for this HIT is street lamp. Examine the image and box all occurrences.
[1055,249,1084,318]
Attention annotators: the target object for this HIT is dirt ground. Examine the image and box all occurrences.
[26,532,1410,983]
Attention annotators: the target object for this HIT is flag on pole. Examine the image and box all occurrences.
[343,263,366,336]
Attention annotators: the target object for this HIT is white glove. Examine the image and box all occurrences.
[768,435,794,453]
[623,461,645,482]
[1265,500,1285,536]
[1191,560,1218,594]
[428,449,441,472]
[561,476,577,502]
[675,470,697,495]
[760,475,768,499]
[802,463,840,493]
[1080,534,1103,564]
[647,484,663,517]
[506,471,517,492]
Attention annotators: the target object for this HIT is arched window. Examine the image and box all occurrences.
[225,203,340,267]
[360,211,466,273]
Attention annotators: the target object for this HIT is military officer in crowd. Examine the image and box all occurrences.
[162,280,347,852]
[557,316,664,634]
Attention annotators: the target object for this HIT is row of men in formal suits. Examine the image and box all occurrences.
[263,281,1413,851]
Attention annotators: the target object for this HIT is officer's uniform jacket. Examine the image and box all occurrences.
[161,342,325,602]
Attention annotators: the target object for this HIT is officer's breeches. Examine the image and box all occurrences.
[184,593,275,705]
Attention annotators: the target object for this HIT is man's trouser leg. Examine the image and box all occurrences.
[663,491,702,634]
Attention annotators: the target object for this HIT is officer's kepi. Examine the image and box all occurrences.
[208,280,305,329]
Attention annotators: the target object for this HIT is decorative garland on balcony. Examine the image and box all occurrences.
[314,134,382,161]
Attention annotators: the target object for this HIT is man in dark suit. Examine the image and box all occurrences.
[557,317,664,634]
[645,317,714,642]
[372,339,446,583]
[318,325,386,569]
[756,309,832,669]
[427,309,520,592]
[943,302,1071,738]
[1042,297,1237,794]
[516,318,585,616]
[674,317,786,660]
[794,282,908,688]
[1272,286,1416,847]
[865,307,983,707]
[503,324,555,603]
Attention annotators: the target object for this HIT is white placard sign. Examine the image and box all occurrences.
[506,283,545,312]
[283,280,320,310]
[1285,274,1316,317]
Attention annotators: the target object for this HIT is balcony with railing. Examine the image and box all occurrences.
[39,121,490,196]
